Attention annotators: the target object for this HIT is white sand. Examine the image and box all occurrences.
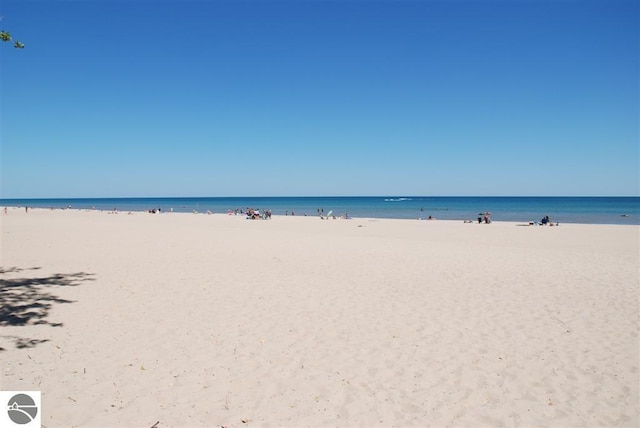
[1,207,638,427]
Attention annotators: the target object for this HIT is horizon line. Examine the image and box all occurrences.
[1,195,639,200]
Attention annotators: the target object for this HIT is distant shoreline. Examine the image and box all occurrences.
[3,205,639,228]
[2,195,638,225]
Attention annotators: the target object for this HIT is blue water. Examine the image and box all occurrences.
[1,196,638,225]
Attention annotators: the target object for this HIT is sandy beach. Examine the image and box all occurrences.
[1,207,638,428]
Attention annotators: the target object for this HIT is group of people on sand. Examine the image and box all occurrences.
[478,212,491,224]
[245,208,272,220]
[535,215,558,226]
[317,207,351,220]
[464,212,559,226]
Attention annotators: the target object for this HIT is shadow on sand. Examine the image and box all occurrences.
[0,267,95,350]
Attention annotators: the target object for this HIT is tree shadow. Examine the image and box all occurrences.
[0,267,95,350]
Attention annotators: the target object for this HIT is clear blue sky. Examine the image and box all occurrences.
[1,0,638,198]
